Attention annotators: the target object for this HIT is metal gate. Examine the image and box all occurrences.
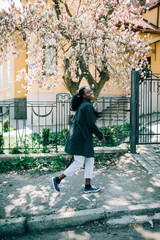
[130,68,160,153]
[0,93,71,152]
[0,94,130,153]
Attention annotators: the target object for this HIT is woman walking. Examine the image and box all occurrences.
[52,86,105,193]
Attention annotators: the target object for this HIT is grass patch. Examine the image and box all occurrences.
[0,155,69,174]
[94,153,123,169]
[0,153,124,175]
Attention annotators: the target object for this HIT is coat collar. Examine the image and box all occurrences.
[82,98,92,104]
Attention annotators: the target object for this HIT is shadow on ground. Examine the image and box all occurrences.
[0,153,160,219]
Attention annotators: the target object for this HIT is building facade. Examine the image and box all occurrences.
[0,0,160,119]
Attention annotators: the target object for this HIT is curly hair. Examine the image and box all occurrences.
[71,87,86,111]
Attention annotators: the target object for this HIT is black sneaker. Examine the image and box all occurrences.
[84,186,100,193]
[52,177,60,192]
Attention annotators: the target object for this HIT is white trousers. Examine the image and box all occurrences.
[63,155,94,179]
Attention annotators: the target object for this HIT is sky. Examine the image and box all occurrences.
[0,0,22,11]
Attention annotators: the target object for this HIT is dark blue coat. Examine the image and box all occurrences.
[65,98,103,157]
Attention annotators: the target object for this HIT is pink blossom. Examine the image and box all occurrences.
[0,0,150,93]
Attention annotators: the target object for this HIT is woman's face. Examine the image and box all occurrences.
[82,87,94,100]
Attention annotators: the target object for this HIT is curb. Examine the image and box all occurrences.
[28,207,106,232]
[1,202,160,236]
[107,213,160,227]
[0,217,26,236]
[0,208,106,236]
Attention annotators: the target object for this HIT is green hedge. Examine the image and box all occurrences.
[93,123,130,146]
[0,155,67,173]
[1,123,130,154]
[0,153,123,174]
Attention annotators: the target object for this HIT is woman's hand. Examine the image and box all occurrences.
[101,138,105,143]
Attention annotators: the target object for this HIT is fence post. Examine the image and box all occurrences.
[130,68,139,153]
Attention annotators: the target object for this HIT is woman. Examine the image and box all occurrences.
[52,86,105,193]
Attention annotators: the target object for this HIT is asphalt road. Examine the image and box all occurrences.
[1,218,160,240]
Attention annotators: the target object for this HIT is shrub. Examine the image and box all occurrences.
[0,155,67,173]
[49,155,66,172]
[30,132,41,144]
[41,148,50,153]
[3,119,9,132]
[50,129,69,146]
[0,153,122,174]
[50,132,56,144]
[0,134,4,147]
[57,128,69,145]
[93,123,130,147]
[0,148,4,154]
[42,128,50,147]
[0,134,4,154]
[9,147,22,154]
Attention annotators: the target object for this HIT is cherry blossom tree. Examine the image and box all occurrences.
[0,0,150,97]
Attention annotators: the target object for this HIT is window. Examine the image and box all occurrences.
[0,65,2,91]
[147,57,151,68]
[6,60,10,88]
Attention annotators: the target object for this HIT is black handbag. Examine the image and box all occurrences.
[66,155,74,168]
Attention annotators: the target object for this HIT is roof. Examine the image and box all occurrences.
[139,19,160,33]
[128,17,160,33]
[148,36,160,44]
[147,1,160,11]
[137,1,160,34]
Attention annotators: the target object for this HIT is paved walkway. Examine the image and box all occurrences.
[133,145,160,182]
[0,145,160,236]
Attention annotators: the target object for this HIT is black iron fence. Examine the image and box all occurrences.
[0,94,130,154]
[130,68,160,153]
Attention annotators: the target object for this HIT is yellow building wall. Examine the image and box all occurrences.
[143,7,160,27]
[0,50,27,101]
[14,50,27,98]
[2,1,159,101]
[140,31,160,74]
[0,54,14,101]
[149,40,160,73]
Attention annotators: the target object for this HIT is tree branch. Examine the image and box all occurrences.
[62,58,80,95]
[53,0,61,20]
[77,0,82,14]
[64,1,72,17]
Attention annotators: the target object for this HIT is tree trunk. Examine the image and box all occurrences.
[54,0,110,98]
[80,57,110,99]
[62,58,80,95]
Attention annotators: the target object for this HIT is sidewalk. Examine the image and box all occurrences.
[0,146,160,236]
[134,145,160,182]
